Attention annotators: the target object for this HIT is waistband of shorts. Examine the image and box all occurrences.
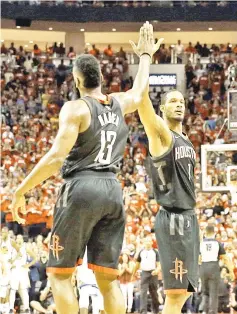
[64,169,117,180]
[161,206,195,215]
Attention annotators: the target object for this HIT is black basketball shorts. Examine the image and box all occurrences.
[155,207,200,294]
[47,171,125,276]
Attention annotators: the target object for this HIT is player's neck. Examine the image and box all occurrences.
[166,119,183,135]
[80,86,104,99]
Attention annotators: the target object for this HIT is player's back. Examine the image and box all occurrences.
[148,130,196,211]
[61,95,128,178]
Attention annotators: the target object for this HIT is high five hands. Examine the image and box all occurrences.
[129,21,164,58]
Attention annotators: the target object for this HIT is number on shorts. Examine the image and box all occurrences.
[170,213,184,236]
[154,160,172,191]
[206,243,212,251]
[94,130,117,165]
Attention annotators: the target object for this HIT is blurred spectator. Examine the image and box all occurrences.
[185,42,196,53]
[119,251,135,313]
[1,43,8,54]
[116,47,127,60]
[174,39,184,63]
[195,41,203,55]
[33,44,41,56]
[135,236,160,314]
[58,42,65,56]
[89,44,100,58]
[67,46,76,58]
[201,43,210,57]
[104,44,113,58]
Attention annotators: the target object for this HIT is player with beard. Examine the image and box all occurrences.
[11,22,164,314]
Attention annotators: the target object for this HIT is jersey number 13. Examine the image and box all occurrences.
[95,131,117,164]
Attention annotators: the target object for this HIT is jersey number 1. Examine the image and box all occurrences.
[95,131,117,164]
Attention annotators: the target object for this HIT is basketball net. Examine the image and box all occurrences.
[229,181,237,205]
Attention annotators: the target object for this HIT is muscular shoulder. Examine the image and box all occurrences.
[61,100,90,119]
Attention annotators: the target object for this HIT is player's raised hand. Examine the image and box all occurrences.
[11,192,26,224]
[129,21,164,58]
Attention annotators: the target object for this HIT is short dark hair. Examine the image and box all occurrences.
[74,54,101,89]
[160,89,179,106]
[205,224,215,235]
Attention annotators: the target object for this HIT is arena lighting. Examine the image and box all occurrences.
[112,28,116,31]
[208,27,213,30]
[16,26,21,29]
[80,28,85,32]
[86,43,90,46]
[29,41,33,43]
[1,39,4,42]
[153,20,158,23]
[49,27,53,31]
[176,28,181,31]
[24,45,28,47]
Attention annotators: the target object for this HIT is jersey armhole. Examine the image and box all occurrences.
[150,133,175,162]
[79,97,94,132]
[80,97,93,117]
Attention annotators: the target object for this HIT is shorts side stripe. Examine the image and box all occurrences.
[170,213,175,235]
[46,267,75,274]
[165,289,188,295]
[88,263,119,276]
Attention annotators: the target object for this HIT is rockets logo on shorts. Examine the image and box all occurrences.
[49,234,64,261]
[170,258,188,283]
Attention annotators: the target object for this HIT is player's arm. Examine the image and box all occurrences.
[111,23,164,115]
[138,92,173,156]
[126,261,135,274]
[111,53,151,115]
[132,261,140,279]
[24,247,38,269]
[11,101,84,224]
[40,284,51,302]
[11,239,19,252]
[118,263,125,276]
[132,250,142,279]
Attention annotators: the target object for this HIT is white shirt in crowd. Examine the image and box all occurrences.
[137,248,159,271]
[175,43,184,55]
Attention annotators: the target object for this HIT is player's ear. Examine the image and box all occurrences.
[160,104,165,113]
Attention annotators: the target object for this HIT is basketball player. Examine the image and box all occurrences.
[134,86,199,314]
[0,246,11,314]
[9,235,37,314]
[0,227,17,314]
[11,22,163,314]
[200,225,234,314]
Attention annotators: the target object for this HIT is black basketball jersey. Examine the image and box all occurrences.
[61,96,128,178]
[148,130,196,210]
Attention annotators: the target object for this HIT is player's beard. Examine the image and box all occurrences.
[72,83,80,100]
